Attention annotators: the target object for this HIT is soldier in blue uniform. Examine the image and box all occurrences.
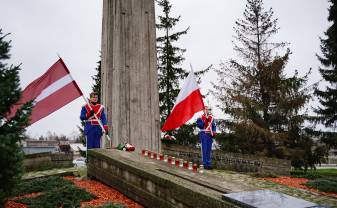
[196,106,216,170]
[80,92,108,149]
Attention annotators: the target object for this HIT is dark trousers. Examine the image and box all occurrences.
[200,132,213,167]
[86,126,102,149]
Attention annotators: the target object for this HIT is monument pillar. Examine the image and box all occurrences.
[101,0,161,152]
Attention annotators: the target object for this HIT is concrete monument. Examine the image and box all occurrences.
[101,0,161,152]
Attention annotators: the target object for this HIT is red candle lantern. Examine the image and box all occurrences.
[192,163,198,172]
[168,156,172,164]
[175,159,180,167]
[183,161,188,169]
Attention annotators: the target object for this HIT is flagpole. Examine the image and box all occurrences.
[190,63,204,166]
[86,136,88,161]
[57,55,111,153]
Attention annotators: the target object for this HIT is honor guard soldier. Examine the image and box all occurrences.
[80,92,108,149]
[196,106,216,170]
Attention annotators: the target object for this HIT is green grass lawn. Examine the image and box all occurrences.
[306,178,337,193]
[315,169,337,178]
[291,168,337,193]
[291,168,337,179]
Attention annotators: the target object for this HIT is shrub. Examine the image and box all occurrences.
[14,176,95,208]
[13,176,73,196]
[17,183,94,208]
[0,29,33,206]
[94,202,127,208]
[290,170,321,180]
[306,178,337,193]
[291,168,337,180]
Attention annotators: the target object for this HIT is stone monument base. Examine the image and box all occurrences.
[88,149,250,207]
[87,149,317,208]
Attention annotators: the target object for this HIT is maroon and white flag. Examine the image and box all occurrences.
[161,69,205,132]
[7,58,83,124]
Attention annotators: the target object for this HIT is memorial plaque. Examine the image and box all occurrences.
[222,190,320,208]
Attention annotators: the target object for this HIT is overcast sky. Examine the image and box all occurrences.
[0,0,330,138]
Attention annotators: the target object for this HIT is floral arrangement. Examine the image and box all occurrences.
[161,134,177,144]
[116,143,135,151]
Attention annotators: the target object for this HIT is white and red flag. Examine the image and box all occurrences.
[161,69,205,132]
[7,58,83,124]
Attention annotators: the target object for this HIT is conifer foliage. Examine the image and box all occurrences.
[92,58,101,103]
[211,0,321,168]
[156,0,189,123]
[0,29,32,205]
[314,0,337,148]
[156,0,210,145]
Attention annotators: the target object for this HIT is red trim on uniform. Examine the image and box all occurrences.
[84,104,103,125]
[201,115,213,130]
[200,114,214,136]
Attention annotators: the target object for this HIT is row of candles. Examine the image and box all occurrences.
[141,149,204,173]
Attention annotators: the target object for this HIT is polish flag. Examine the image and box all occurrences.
[7,58,83,125]
[161,70,205,132]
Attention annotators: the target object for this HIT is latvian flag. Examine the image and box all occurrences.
[161,69,205,132]
[7,58,83,125]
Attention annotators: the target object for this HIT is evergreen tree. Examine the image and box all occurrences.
[91,58,101,102]
[156,0,189,123]
[156,0,210,145]
[314,0,337,148]
[0,29,32,205]
[211,0,321,168]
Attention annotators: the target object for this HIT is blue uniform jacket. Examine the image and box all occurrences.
[80,104,107,135]
[196,115,216,135]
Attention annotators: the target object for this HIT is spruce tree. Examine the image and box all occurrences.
[156,0,189,123]
[211,0,320,168]
[156,0,210,145]
[314,0,337,148]
[91,58,101,102]
[0,29,32,205]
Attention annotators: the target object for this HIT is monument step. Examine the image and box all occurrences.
[88,149,248,207]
